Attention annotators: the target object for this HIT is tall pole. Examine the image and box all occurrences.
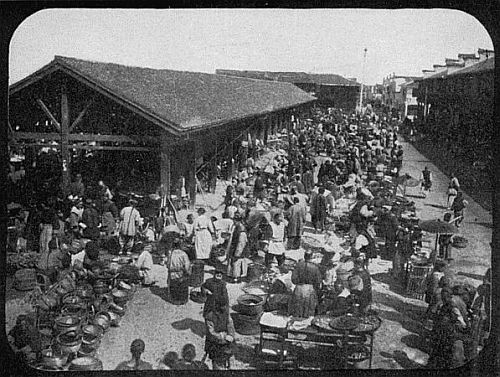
[359,48,367,112]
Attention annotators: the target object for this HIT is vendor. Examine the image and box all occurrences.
[351,220,377,267]
[36,239,64,283]
[227,213,249,283]
[349,257,372,313]
[165,237,191,304]
[135,242,155,286]
[202,268,234,370]
[264,212,287,266]
[288,249,322,318]
[82,240,105,272]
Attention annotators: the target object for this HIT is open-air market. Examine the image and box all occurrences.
[3,8,495,373]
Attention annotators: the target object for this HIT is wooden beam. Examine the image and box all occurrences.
[9,141,155,152]
[69,97,94,132]
[36,99,61,131]
[11,131,160,145]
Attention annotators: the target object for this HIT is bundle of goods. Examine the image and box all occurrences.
[116,264,141,284]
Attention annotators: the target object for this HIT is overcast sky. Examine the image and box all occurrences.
[9,8,493,85]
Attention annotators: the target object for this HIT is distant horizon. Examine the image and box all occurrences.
[9,9,493,86]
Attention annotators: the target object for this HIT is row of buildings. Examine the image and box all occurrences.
[378,48,494,121]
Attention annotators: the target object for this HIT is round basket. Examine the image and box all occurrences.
[236,294,264,316]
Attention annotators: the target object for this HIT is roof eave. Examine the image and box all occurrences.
[185,98,317,135]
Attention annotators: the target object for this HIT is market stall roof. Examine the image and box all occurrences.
[10,56,316,135]
[216,69,360,86]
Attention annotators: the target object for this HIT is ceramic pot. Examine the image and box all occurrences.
[57,331,82,354]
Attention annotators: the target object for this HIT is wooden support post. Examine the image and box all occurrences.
[160,133,171,208]
[228,134,235,181]
[60,82,71,195]
[210,139,218,193]
[189,141,197,209]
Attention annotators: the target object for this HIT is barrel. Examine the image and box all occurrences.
[247,263,265,281]
[189,260,205,288]
[14,268,37,291]
[231,312,262,336]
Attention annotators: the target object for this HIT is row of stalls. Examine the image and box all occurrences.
[7,56,315,210]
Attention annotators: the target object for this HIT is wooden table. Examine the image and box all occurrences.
[284,319,378,368]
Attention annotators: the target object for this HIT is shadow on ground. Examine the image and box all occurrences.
[372,291,427,336]
[149,285,171,304]
[380,350,426,369]
[371,272,406,295]
[171,318,206,338]
[457,271,486,281]
[424,203,449,210]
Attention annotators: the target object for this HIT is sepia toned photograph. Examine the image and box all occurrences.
[4,7,495,372]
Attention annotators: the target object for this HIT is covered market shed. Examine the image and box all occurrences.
[8,56,316,207]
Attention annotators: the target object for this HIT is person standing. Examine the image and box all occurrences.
[265,212,287,266]
[286,197,307,250]
[290,174,305,194]
[310,187,328,233]
[227,213,249,283]
[119,199,141,254]
[420,166,432,198]
[69,173,85,199]
[202,268,234,370]
[193,207,215,261]
[81,199,100,240]
[288,249,322,318]
[451,191,468,228]
[39,201,56,254]
[253,171,265,201]
[135,242,155,286]
[165,237,191,304]
[302,167,315,195]
[447,173,460,209]
[101,195,119,236]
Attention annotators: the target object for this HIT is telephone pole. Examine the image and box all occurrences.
[359,48,368,112]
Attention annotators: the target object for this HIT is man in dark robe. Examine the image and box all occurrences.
[286,197,306,250]
[288,249,322,317]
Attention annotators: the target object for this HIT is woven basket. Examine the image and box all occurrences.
[14,268,37,291]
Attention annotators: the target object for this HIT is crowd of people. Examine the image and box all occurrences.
[6,105,490,371]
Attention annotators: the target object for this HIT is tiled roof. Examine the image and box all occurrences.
[216,69,360,86]
[448,57,494,76]
[11,57,316,132]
